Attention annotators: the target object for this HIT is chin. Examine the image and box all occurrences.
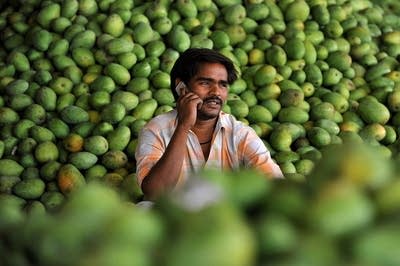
[198,108,220,120]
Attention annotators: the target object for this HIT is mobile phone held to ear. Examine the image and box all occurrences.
[175,81,187,96]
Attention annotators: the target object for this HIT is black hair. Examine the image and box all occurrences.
[170,48,238,100]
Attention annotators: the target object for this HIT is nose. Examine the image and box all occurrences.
[209,82,222,96]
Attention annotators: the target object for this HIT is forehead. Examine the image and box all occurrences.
[193,62,228,80]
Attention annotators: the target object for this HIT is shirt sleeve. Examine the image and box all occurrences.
[238,127,284,179]
[135,127,166,187]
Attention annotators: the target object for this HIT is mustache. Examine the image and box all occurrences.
[203,96,223,105]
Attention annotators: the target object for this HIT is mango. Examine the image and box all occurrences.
[105,38,134,56]
[39,161,62,182]
[132,99,158,121]
[107,126,131,151]
[104,63,131,86]
[101,150,128,170]
[247,105,272,123]
[284,0,310,22]
[35,86,57,111]
[269,127,293,152]
[13,178,46,200]
[0,1,400,256]
[5,79,29,95]
[284,38,305,60]
[57,164,86,195]
[0,176,21,194]
[60,105,89,124]
[101,102,127,124]
[278,107,309,124]
[34,141,59,163]
[68,151,98,170]
[40,191,65,212]
[7,51,30,72]
[357,97,390,125]
[0,107,20,124]
[36,2,61,29]
[307,127,332,148]
[253,65,277,86]
[223,4,246,25]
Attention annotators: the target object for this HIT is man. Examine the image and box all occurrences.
[135,48,283,200]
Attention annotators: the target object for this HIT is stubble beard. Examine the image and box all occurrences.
[197,96,224,121]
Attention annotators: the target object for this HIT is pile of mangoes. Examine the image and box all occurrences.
[1,0,399,207]
[1,141,399,265]
[0,0,400,261]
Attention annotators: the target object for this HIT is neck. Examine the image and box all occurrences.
[194,116,218,131]
[192,116,218,143]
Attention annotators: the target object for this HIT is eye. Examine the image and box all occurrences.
[220,82,229,88]
[200,80,210,86]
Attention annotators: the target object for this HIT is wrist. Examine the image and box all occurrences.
[176,123,191,134]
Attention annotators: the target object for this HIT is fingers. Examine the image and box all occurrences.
[179,92,200,104]
[196,99,203,110]
[178,92,203,114]
[177,92,201,129]
[179,86,186,96]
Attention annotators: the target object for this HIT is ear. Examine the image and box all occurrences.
[175,78,182,87]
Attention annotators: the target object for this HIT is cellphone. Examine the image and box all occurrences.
[175,81,187,96]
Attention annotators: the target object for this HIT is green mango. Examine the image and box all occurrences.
[266,45,287,67]
[326,51,352,72]
[8,51,30,72]
[5,79,29,95]
[269,127,293,152]
[70,30,96,49]
[0,176,21,194]
[30,125,56,143]
[60,0,78,18]
[40,191,65,212]
[90,75,116,93]
[357,97,390,124]
[13,178,46,200]
[228,99,249,118]
[132,99,158,121]
[0,107,19,124]
[35,86,57,111]
[107,126,131,151]
[31,28,53,51]
[71,47,95,68]
[101,102,127,124]
[69,151,98,170]
[167,27,191,52]
[247,105,272,123]
[284,38,305,60]
[132,21,154,46]
[104,63,131,86]
[101,150,128,170]
[105,37,134,56]
[278,106,309,124]
[34,141,59,163]
[60,105,89,124]
[37,2,60,28]
[175,0,198,18]
[222,4,246,25]
[279,89,304,107]
[307,127,331,148]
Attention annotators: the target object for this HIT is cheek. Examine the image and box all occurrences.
[220,89,228,100]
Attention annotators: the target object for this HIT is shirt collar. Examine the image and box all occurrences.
[216,111,229,131]
[172,109,229,131]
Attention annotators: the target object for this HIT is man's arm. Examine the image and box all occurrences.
[139,89,202,200]
[139,125,189,199]
[239,129,284,179]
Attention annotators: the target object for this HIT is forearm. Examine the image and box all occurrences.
[141,125,189,199]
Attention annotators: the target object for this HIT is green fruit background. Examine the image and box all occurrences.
[0,0,400,265]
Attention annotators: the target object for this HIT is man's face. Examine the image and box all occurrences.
[187,62,229,120]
